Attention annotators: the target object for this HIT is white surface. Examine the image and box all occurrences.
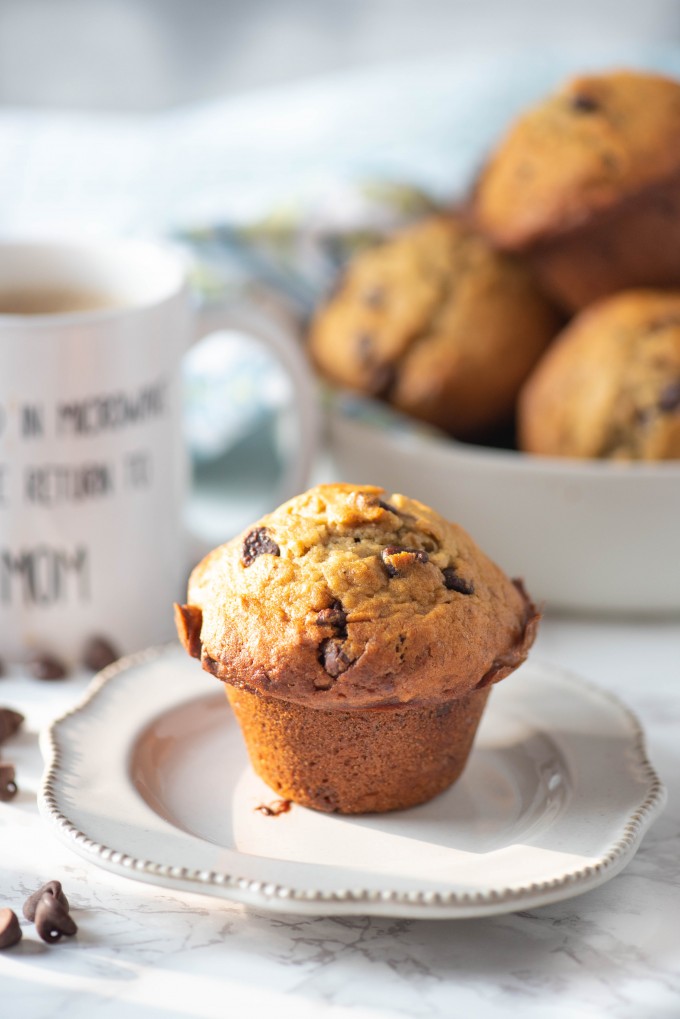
[0,615,679,1017]
[39,648,664,919]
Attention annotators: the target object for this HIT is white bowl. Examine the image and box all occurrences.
[325,393,680,616]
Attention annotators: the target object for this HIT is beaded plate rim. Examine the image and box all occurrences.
[38,644,667,918]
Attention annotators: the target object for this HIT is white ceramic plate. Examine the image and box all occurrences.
[39,645,666,919]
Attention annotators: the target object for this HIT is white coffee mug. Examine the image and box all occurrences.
[0,238,317,665]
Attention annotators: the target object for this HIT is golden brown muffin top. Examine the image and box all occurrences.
[518,290,680,459]
[176,484,538,709]
[308,213,559,436]
[473,70,680,249]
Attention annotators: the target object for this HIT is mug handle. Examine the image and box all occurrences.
[186,298,319,556]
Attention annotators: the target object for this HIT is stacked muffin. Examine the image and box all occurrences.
[310,69,680,461]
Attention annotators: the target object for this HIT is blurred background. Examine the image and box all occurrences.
[2,0,680,543]
[0,0,679,111]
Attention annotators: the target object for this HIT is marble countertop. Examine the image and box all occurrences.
[1,614,678,1019]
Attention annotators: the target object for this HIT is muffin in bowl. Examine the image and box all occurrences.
[472,69,680,311]
[175,483,539,814]
[518,289,680,460]
[308,214,560,439]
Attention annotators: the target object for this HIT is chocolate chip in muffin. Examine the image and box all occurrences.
[659,379,680,412]
[442,567,475,595]
[0,708,24,744]
[380,545,429,578]
[316,600,348,636]
[0,763,17,802]
[23,881,69,922]
[361,285,386,309]
[318,638,354,681]
[356,334,396,397]
[241,527,280,567]
[570,93,600,113]
[646,315,680,333]
[0,909,21,950]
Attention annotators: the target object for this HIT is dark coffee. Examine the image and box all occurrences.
[0,288,117,315]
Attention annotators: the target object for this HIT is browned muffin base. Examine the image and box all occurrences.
[225,684,491,814]
[530,170,680,311]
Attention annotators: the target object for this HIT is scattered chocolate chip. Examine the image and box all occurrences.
[34,892,77,943]
[318,638,353,679]
[27,655,67,681]
[659,380,680,412]
[0,909,21,950]
[82,636,119,672]
[380,545,429,578]
[241,527,280,567]
[442,567,475,595]
[0,708,24,744]
[571,93,599,113]
[316,600,347,634]
[255,799,292,817]
[174,603,203,659]
[0,762,17,802]
[23,881,69,922]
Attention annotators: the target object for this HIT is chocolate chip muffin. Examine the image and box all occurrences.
[308,214,560,438]
[473,70,680,311]
[175,484,539,814]
[518,290,680,459]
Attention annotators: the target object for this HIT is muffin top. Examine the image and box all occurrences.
[473,70,680,249]
[308,213,558,436]
[518,290,680,459]
[176,484,538,709]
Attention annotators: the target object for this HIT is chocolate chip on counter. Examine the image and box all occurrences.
[241,527,280,567]
[0,763,17,802]
[571,93,599,113]
[316,600,347,633]
[380,545,429,578]
[318,638,353,680]
[23,881,69,922]
[442,567,475,595]
[27,655,68,681]
[34,892,77,943]
[0,909,21,950]
[0,708,24,744]
[659,380,680,412]
[174,604,203,659]
[82,636,119,672]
